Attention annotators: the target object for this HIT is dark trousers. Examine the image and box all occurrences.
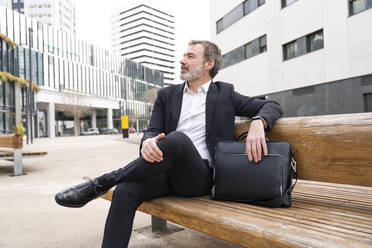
[100,131,213,248]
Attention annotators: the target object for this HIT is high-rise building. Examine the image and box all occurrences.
[0,0,76,34]
[111,2,176,86]
[210,0,372,116]
[25,0,76,34]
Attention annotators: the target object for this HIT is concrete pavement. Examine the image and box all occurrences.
[0,134,241,248]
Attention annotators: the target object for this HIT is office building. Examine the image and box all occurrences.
[1,0,76,34]
[0,5,163,137]
[210,0,372,116]
[111,2,176,86]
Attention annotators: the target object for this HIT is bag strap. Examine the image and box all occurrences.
[288,158,298,193]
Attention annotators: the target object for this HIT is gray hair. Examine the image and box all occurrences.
[188,40,222,79]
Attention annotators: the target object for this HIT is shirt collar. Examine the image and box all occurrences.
[184,80,212,94]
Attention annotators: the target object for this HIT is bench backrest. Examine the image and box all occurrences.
[235,113,372,187]
[0,134,23,149]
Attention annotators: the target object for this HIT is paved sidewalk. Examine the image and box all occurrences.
[0,134,240,248]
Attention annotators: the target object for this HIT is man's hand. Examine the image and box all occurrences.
[246,120,267,163]
[141,133,165,163]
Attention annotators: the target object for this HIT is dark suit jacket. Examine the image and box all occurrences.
[141,81,283,161]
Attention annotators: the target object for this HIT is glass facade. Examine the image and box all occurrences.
[216,0,265,34]
[283,29,324,61]
[0,38,17,133]
[0,5,164,132]
[222,35,267,69]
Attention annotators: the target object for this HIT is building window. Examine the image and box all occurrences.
[222,35,267,69]
[282,0,298,8]
[283,29,324,61]
[244,0,258,15]
[349,0,372,15]
[222,46,245,69]
[259,35,267,52]
[217,0,265,34]
[365,93,372,112]
[216,3,243,33]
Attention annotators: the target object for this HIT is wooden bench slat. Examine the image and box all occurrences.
[194,197,372,242]
[137,196,371,248]
[101,180,372,247]
[234,113,372,187]
[198,194,372,230]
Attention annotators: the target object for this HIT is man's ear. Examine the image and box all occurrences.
[205,60,215,72]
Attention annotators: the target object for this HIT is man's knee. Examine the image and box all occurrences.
[165,131,191,145]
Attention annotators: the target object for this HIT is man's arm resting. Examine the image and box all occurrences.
[232,90,283,130]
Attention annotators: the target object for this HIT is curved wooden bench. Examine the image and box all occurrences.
[101,113,372,247]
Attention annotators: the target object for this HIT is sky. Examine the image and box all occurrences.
[75,0,211,81]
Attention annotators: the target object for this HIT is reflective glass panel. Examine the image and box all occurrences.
[244,0,258,15]
[297,36,307,56]
[5,112,15,132]
[284,41,297,60]
[0,83,3,106]
[5,82,15,107]
[219,3,243,33]
[282,0,297,8]
[38,53,43,86]
[18,47,25,79]
[222,45,245,68]
[251,38,260,57]
[259,35,267,52]
[351,0,367,14]
[309,30,324,52]
[2,41,8,72]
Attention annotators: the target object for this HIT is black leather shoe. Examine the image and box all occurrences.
[55,177,109,208]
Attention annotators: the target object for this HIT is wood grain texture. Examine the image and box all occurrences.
[0,150,47,157]
[234,113,372,187]
[100,180,372,248]
[0,134,23,149]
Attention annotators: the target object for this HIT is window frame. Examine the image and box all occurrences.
[281,0,298,9]
[349,0,372,16]
[283,29,324,61]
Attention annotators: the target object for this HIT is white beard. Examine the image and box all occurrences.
[180,64,204,81]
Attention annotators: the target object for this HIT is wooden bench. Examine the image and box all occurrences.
[101,113,372,247]
[0,134,47,176]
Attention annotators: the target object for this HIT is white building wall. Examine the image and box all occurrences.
[210,0,372,97]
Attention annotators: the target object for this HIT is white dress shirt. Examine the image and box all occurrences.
[176,81,212,162]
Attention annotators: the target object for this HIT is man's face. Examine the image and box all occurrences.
[180,44,207,81]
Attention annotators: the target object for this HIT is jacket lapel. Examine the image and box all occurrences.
[206,82,218,137]
[170,82,185,131]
